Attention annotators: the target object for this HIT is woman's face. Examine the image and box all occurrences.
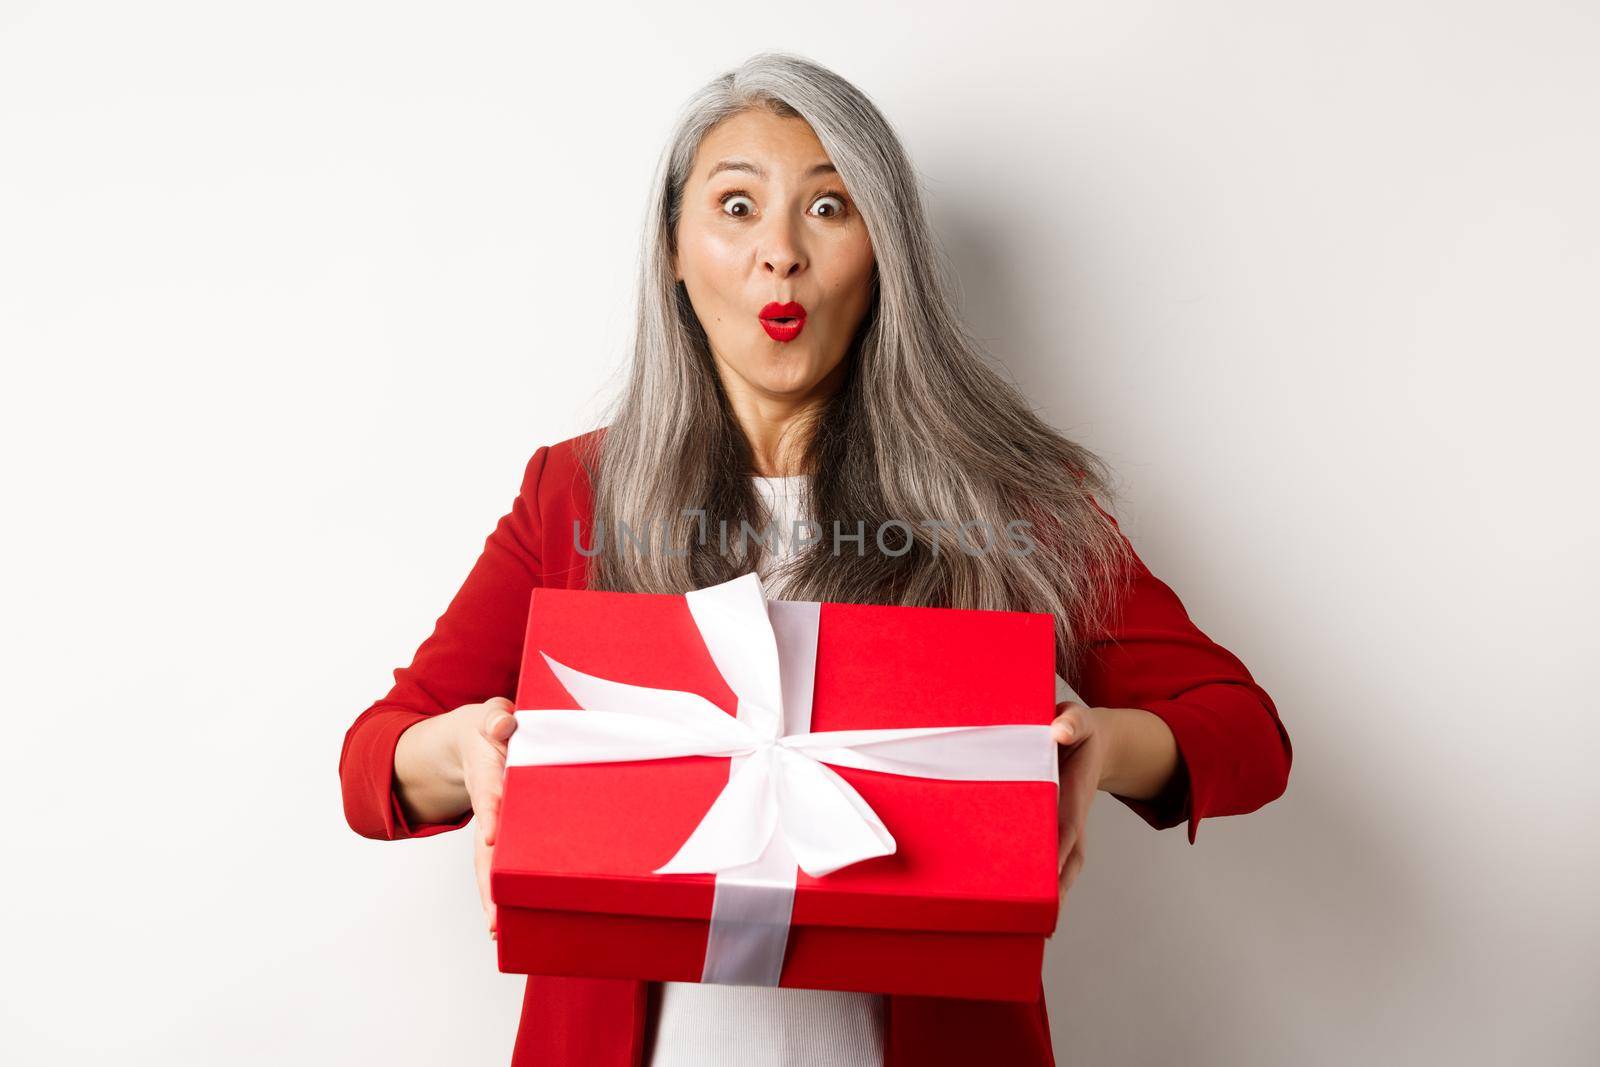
[673,109,876,403]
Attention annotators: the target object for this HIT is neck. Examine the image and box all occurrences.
[720,359,847,477]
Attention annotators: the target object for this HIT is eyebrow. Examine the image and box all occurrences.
[705,159,838,181]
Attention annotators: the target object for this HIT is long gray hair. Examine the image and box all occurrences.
[580,51,1135,681]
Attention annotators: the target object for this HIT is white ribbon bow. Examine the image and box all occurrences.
[506,571,1061,984]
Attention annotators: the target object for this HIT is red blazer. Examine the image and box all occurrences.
[339,428,1293,1066]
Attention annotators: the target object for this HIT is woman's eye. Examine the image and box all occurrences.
[811,194,848,218]
[720,193,756,218]
[718,191,848,219]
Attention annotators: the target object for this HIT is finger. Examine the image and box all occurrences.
[1057,786,1094,875]
[479,781,503,847]
[1061,842,1086,891]
[489,711,518,744]
[481,705,517,741]
[1051,702,1087,745]
[1060,781,1095,844]
[474,823,495,935]
[1057,794,1081,874]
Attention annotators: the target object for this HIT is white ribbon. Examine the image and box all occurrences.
[507,571,1061,986]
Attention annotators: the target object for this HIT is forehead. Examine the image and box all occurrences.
[693,109,832,180]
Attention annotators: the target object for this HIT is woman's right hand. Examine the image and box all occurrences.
[455,696,519,939]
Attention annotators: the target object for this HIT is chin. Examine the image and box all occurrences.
[756,374,817,398]
[735,354,812,388]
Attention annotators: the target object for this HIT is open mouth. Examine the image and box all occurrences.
[759,300,807,342]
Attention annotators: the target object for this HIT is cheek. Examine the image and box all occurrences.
[822,238,876,315]
[849,229,877,284]
[832,229,874,278]
[679,226,743,293]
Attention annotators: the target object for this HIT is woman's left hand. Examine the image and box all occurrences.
[1052,701,1117,896]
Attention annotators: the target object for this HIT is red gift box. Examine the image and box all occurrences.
[490,573,1061,1001]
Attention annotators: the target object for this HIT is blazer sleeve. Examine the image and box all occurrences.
[1071,501,1293,844]
[339,445,552,842]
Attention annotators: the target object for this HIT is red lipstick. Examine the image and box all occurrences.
[758,300,807,343]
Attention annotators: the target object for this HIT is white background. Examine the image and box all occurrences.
[3,2,1596,1064]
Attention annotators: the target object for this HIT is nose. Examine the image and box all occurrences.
[760,215,806,278]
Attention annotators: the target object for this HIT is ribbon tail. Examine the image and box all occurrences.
[653,746,782,875]
[772,749,896,878]
[540,651,750,734]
